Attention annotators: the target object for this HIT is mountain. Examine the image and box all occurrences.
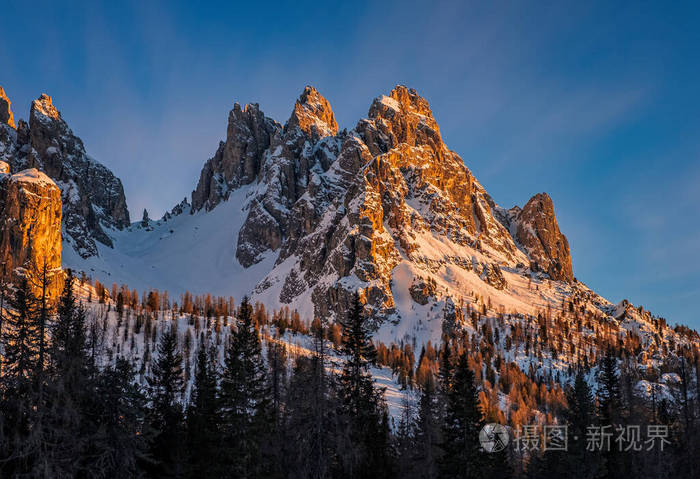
[4,84,693,353]
[156,84,576,334]
[0,89,130,259]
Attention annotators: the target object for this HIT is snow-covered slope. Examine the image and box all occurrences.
[63,186,276,300]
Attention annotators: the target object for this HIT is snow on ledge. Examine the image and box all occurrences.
[10,168,57,188]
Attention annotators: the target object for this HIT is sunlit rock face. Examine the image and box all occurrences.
[0,87,15,129]
[0,89,130,258]
[513,193,573,282]
[186,85,575,324]
[0,164,63,300]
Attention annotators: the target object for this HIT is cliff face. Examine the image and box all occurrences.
[191,103,280,212]
[0,162,63,300]
[513,193,573,282]
[181,85,574,323]
[0,89,130,258]
[0,87,15,129]
[233,86,342,268]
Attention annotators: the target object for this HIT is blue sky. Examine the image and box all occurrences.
[2,1,699,328]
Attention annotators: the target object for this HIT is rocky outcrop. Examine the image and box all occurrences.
[409,277,437,305]
[0,87,15,129]
[0,164,63,300]
[514,193,573,282]
[481,263,508,290]
[0,90,130,258]
[234,87,342,267]
[191,103,280,212]
[286,86,338,140]
[0,89,17,166]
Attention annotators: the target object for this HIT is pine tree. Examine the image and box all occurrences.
[0,277,39,475]
[266,338,288,477]
[185,336,220,477]
[2,277,39,388]
[598,349,623,425]
[219,296,271,477]
[597,349,624,478]
[146,325,185,476]
[566,368,602,477]
[30,259,56,406]
[527,368,600,479]
[283,354,341,479]
[91,357,149,478]
[440,351,485,479]
[394,393,415,477]
[412,376,442,478]
[35,271,92,477]
[282,316,342,479]
[336,293,393,478]
[267,339,287,427]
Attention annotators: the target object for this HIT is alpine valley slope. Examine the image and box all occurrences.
[0,85,689,351]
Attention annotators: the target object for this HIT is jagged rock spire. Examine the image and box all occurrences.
[373,85,436,120]
[0,92,130,258]
[0,87,15,128]
[515,192,573,282]
[30,93,60,122]
[183,85,578,322]
[359,85,443,155]
[191,101,280,212]
[285,85,338,139]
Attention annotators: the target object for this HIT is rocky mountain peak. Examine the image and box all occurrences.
[124,86,579,325]
[361,85,443,155]
[191,100,280,212]
[285,85,338,139]
[31,93,61,122]
[0,86,15,128]
[0,91,130,259]
[385,85,435,119]
[515,192,573,282]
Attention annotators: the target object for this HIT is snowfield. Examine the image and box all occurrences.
[63,186,277,300]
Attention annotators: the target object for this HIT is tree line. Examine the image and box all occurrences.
[1,272,699,477]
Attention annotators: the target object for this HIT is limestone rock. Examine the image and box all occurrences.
[409,276,436,305]
[0,167,63,300]
[480,263,508,290]
[0,91,130,258]
[233,87,342,267]
[184,85,577,324]
[285,86,338,140]
[514,193,573,282]
[0,87,15,128]
[191,103,280,212]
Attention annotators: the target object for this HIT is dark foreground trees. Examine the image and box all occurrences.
[0,272,149,477]
[2,282,699,479]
